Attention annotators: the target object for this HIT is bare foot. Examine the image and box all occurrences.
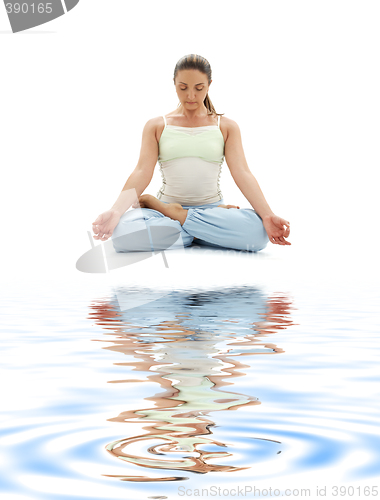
[217,204,240,209]
[133,194,188,225]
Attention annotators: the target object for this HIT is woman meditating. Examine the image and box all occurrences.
[92,54,291,252]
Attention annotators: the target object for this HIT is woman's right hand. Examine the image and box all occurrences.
[92,209,121,241]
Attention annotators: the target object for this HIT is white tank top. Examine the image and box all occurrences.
[156,114,225,206]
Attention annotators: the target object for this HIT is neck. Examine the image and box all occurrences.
[177,104,209,119]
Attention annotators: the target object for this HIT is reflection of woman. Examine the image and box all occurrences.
[94,288,291,477]
[92,54,291,252]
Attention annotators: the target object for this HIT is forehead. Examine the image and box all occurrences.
[175,69,207,85]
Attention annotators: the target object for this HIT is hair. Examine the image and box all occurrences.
[173,54,223,116]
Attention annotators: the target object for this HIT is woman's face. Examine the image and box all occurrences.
[174,69,211,111]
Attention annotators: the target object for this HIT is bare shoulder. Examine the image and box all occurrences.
[144,116,165,130]
[219,115,241,142]
[143,116,165,142]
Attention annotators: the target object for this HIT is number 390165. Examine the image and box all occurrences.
[5,3,53,14]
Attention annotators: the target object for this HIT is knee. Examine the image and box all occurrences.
[243,232,269,252]
[111,218,152,253]
[111,220,124,253]
[240,210,270,252]
[111,217,193,253]
[112,233,130,253]
[251,232,269,252]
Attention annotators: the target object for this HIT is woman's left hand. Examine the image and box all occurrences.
[262,214,291,245]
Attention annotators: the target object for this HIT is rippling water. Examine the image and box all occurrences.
[1,245,379,499]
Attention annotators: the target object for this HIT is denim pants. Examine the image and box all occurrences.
[111,198,269,253]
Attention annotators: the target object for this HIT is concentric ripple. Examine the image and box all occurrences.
[1,283,379,499]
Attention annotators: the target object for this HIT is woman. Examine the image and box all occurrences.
[92,54,291,252]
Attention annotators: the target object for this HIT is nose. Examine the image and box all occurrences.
[187,91,196,101]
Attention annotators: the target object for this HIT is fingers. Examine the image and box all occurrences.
[93,231,111,241]
[270,235,291,245]
[92,222,111,241]
[92,222,104,236]
[281,219,290,234]
[284,222,290,238]
[271,218,291,241]
[282,221,291,239]
[280,237,291,245]
[92,216,104,236]
[271,237,282,245]
[280,218,290,226]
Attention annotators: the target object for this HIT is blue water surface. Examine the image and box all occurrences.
[1,244,379,500]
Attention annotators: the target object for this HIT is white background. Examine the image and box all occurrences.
[0,0,379,286]
[1,4,380,498]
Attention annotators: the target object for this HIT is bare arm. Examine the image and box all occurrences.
[92,118,159,241]
[224,118,291,245]
[111,118,159,215]
[224,118,274,219]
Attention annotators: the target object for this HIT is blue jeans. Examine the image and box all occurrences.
[111,198,269,253]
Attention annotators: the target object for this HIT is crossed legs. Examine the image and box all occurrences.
[131,194,269,252]
[134,194,239,226]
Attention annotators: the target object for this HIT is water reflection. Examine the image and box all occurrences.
[89,286,296,482]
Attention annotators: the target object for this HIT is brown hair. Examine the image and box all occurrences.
[173,54,223,117]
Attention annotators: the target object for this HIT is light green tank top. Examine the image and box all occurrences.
[157,115,225,205]
[158,115,225,164]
